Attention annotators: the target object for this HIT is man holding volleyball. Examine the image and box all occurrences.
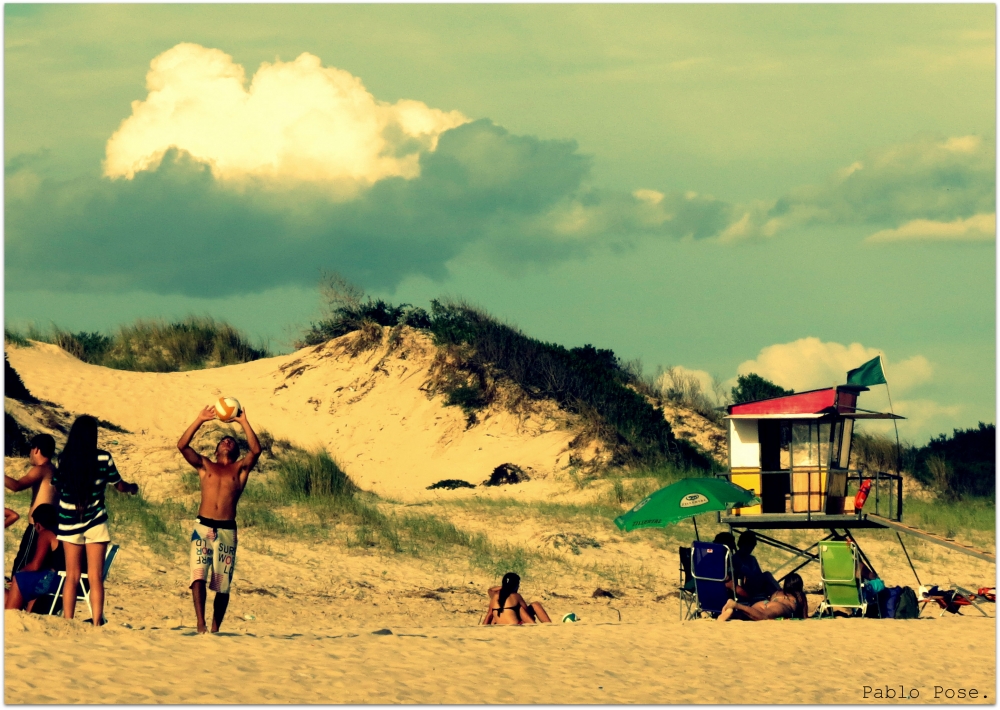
[177,402,261,634]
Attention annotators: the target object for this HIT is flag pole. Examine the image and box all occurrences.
[880,354,902,476]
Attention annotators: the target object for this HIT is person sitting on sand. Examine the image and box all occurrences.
[177,405,261,634]
[6,434,58,575]
[718,572,808,621]
[482,572,553,625]
[5,504,64,612]
[54,416,139,626]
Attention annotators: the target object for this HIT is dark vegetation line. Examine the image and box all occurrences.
[854,426,996,501]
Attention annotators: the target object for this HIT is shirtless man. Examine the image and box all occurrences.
[177,406,261,633]
[5,434,57,573]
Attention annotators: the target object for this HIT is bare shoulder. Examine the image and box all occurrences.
[20,464,47,483]
[39,528,58,548]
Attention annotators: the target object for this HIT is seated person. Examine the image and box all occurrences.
[6,433,58,574]
[734,530,780,599]
[481,572,552,625]
[713,531,736,555]
[5,504,64,613]
[717,572,808,621]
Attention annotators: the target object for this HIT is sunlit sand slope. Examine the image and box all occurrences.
[5,329,579,502]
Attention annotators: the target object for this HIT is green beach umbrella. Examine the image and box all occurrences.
[613,477,760,538]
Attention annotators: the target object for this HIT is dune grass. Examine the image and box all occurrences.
[5,317,269,372]
[903,496,995,541]
[106,490,191,555]
[4,328,29,347]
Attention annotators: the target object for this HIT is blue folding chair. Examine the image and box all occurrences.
[688,541,735,619]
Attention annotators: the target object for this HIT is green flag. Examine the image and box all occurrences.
[847,356,887,386]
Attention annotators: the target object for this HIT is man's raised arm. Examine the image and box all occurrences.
[177,406,216,469]
[234,408,262,477]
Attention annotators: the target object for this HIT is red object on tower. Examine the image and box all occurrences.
[854,479,872,513]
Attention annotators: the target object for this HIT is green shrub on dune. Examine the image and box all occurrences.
[6,317,268,372]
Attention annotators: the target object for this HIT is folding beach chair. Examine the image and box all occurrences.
[817,540,866,617]
[42,544,120,619]
[689,541,735,619]
[678,546,696,621]
[918,585,990,618]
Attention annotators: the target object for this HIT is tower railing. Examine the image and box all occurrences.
[716,468,903,522]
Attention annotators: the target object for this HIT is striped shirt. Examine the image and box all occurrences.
[54,449,121,534]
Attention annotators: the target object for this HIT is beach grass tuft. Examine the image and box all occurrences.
[5,317,269,372]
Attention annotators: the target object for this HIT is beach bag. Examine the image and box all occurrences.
[894,586,919,619]
[882,587,902,619]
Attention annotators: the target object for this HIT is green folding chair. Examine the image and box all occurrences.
[817,540,866,617]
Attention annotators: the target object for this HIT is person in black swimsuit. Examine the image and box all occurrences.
[5,504,65,612]
[481,572,553,625]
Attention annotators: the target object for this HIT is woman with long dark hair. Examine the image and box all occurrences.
[717,572,808,621]
[481,572,553,625]
[53,415,138,625]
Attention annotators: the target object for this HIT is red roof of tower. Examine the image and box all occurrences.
[727,385,869,416]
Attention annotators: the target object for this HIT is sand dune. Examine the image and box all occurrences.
[6,330,585,502]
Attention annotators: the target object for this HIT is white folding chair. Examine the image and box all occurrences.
[45,544,120,618]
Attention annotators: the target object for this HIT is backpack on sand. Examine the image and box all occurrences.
[894,586,919,619]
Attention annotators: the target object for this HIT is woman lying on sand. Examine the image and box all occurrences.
[481,572,553,625]
[718,572,808,621]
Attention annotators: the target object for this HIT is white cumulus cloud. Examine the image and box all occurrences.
[104,43,469,191]
[735,337,932,394]
[866,213,995,243]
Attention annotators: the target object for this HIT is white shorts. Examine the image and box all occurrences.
[57,522,112,545]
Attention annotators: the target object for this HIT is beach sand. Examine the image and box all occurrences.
[5,610,994,704]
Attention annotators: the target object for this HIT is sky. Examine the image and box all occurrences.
[4,4,995,445]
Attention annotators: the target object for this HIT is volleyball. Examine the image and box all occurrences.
[214,397,242,422]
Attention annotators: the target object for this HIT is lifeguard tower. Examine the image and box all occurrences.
[715,384,994,580]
